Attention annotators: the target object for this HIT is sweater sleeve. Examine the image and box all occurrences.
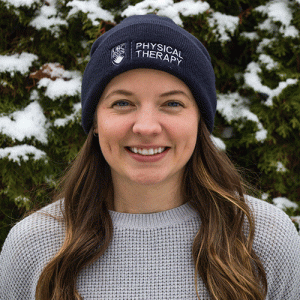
[248,196,300,300]
[0,202,65,300]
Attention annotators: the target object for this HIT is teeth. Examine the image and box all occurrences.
[129,147,166,156]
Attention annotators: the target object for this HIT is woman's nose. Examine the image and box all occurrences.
[132,108,162,136]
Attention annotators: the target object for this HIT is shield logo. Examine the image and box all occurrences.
[111,43,126,65]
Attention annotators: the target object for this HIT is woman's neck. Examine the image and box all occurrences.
[110,177,185,214]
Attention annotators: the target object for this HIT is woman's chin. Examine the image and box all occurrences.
[130,175,166,186]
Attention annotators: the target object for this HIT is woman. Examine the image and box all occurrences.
[0,14,299,300]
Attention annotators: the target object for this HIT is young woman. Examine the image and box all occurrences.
[1,14,299,300]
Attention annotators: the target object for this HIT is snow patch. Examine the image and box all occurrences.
[217,92,267,142]
[255,124,267,142]
[54,102,82,127]
[3,0,39,8]
[67,0,114,26]
[30,89,39,101]
[122,0,178,22]
[15,196,31,209]
[38,76,81,100]
[0,144,46,165]
[255,0,299,37]
[273,197,298,210]
[30,0,68,35]
[256,38,276,53]
[257,18,277,32]
[291,216,300,233]
[256,0,292,27]
[241,32,259,40]
[0,52,38,75]
[15,195,30,203]
[0,101,48,143]
[208,12,239,43]
[34,63,82,100]
[211,135,226,151]
[122,0,210,26]
[172,0,210,17]
[258,54,278,71]
[276,161,287,172]
[244,61,298,106]
[280,25,299,38]
[36,62,66,79]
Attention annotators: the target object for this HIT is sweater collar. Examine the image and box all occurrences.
[109,201,198,229]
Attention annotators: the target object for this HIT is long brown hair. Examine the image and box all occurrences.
[35,118,267,300]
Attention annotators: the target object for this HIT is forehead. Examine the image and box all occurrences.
[101,68,193,96]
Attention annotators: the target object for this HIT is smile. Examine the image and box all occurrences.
[128,147,167,156]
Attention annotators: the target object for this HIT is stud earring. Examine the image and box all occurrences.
[93,130,98,137]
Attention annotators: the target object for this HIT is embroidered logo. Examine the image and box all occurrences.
[134,42,183,66]
[111,43,126,65]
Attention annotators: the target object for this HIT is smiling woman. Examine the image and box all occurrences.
[1,14,300,300]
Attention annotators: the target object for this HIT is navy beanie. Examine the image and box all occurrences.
[81,14,216,134]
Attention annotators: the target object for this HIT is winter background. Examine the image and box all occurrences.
[0,0,300,247]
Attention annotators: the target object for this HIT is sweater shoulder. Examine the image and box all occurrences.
[246,196,300,299]
[0,200,65,300]
[246,195,298,239]
[2,200,65,250]
[245,195,299,252]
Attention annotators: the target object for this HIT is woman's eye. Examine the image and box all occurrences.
[112,100,131,107]
[165,101,183,107]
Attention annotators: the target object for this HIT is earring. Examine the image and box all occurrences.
[93,130,98,137]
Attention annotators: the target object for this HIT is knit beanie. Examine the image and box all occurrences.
[81,14,216,134]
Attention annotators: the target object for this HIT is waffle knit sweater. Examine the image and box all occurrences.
[1,196,300,300]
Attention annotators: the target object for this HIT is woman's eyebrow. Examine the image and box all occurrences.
[105,89,133,100]
[160,90,190,99]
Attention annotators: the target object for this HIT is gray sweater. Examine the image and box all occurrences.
[0,196,299,299]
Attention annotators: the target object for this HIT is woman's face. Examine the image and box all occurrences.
[95,69,199,187]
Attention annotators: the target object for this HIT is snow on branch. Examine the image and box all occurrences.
[273,197,299,210]
[123,0,238,43]
[38,76,81,100]
[0,144,47,165]
[67,0,114,26]
[210,135,226,150]
[122,0,210,26]
[258,54,278,71]
[29,0,68,35]
[255,0,299,38]
[54,102,81,127]
[2,0,39,8]
[244,61,298,106]
[256,38,276,53]
[276,161,287,172]
[241,32,259,40]
[217,92,267,142]
[208,12,239,43]
[31,63,82,100]
[0,101,48,143]
[0,53,38,76]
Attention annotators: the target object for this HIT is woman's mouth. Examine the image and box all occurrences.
[127,147,168,156]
